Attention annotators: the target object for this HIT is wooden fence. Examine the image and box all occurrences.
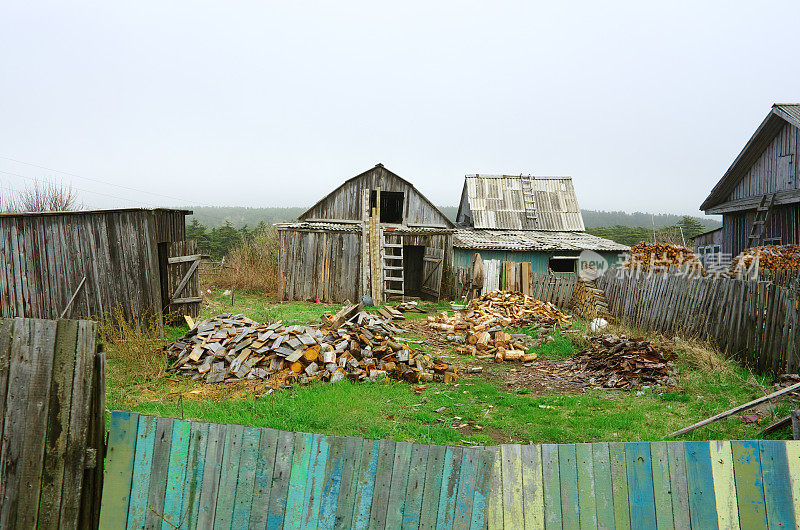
[0,317,105,529]
[473,260,577,309]
[596,270,800,376]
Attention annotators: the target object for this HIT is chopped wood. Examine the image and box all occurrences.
[626,242,704,274]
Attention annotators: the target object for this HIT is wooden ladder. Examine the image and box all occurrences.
[382,239,405,300]
[520,175,538,226]
[747,193,775,248]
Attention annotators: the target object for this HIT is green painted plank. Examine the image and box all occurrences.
[436,446,464,530]
[469,450,494,530]
[385,441,412,529]
[485,446,503,530]
[284,432,314,529]
[500,444,524,529]
[541,444,562,530]
[351,439,379,529]
[268,430,297,529]
[301,434,330,529]
[453,447,479,530]
[625,442,657,530]
[161,420,191,529]
[650,441,675,530]
[684,441,719,530]
[126,415,158,528]
[369,438,396,529]
[232,427,261,529]
[182,422,209,530]
[558,444,579,530]
[591,443,614,530]
[144,416,174,530]
[402,443,429,528]
[249,428,279,530]
[576,443,597,529]
[334,436,363,530]
[214,423,245,528]
[318,436,346,529]
[420,444,447,529]
[196,423,226,529]
[666,441,691,530]
[759,440,796,529]
[520,444,544,530]
[98,411,139,530]
[609,442,631,530]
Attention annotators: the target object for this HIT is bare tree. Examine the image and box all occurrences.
[3,180,83,212]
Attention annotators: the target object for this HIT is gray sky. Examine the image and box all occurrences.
[1,1,798,216]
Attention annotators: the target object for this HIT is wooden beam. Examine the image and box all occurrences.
[60,276,87,319]
[167,254,204,264]
[170,260,200,302]
[705,189,800,214]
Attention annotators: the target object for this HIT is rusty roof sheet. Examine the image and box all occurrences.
[454,229,629,252]
[464,175,584,231]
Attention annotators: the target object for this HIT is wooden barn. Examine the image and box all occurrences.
[700,103,800,257]
[454,175,628,287]
[278,164,454,302]
[0,208,201,324]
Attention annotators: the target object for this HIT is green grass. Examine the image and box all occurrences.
[106,292,799,445]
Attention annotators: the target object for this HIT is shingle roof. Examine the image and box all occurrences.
[458,175,585,231]
[453,229,629,252]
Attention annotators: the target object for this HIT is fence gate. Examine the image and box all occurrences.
[166,240,201,318]
[421,247,444,299]
[0,317,105,529]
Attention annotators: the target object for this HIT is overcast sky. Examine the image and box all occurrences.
[1,1,798,216]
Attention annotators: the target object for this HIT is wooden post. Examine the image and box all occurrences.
[792,410,800,440]
[361,189,370,298]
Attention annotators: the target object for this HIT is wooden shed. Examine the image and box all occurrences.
[700,103,800,257]
[0,208,201,324]
[278,164,454,302]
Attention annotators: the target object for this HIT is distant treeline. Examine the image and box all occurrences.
[186,206,719,230]
[587,216,711,247]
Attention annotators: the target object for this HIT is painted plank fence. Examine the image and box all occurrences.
[597,270,800,376]
[0,317,105,529]
[99,412,494,529]
[99,413,800,529]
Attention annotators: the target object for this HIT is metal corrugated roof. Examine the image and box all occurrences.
[463,175,585,231]
[453,229,629,252]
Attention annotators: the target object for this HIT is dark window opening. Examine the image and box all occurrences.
[370,190,404,223]
[549,256,577,273]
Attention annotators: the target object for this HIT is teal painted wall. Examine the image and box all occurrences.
[453,248,625,274]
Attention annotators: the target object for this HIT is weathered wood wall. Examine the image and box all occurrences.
[298,165,452,227]
[728,121,799,202]
[0,317,105,529]
[723,204,800,258]
[0,209,189,323]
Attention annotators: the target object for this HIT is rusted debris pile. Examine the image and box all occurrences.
[626,242,704,274]
[569,335,677,388]
[167,312,456,386]
[732,245,800,271]
[427,291,570,363]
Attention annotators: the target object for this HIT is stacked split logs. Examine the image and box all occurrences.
[167,312,456,386]
[731,244,800,271]
[569,280,610,321]
[427,291,571,363]
[626,242,704,274]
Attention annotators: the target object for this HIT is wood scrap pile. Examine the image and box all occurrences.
[569,334,677,388]
[426,291,570,363]
[626,242,703,274]
[167,312,456,386]
[731,244,800,271]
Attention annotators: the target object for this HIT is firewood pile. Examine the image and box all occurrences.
[569,280,610,321]
[731,245,800,271]
[167,312,456,386]
[426,291,570,363]
[568,335,677,388]
[626,242,703,274]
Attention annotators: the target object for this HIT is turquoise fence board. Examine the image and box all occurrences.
[100,414,800,529]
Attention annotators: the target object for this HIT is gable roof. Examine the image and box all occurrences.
[456,175,585,231]
[700,104,800,211]
[297,164,454,228]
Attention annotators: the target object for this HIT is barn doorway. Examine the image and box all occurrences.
[403,245,425,297]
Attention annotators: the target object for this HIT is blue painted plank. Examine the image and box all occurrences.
[161,420,191,530]
[215,423,245,528]
[402,444,429,529]
[436,446,464,530]
[351,439,379,529]
[558,444,579,529]
[542,444,562,530]
[469,450,494,530]
[231,427,261,529]
[144,417,174,529]
[98,411,139,530]
[284,432,314,529]
[301,434,330,529]
[385,441,413,529]
[181,422,209,530]
[730,441,766,528]
[249,427,279,530]
[368,438,396,529]
[452,447,479,530]
[684,441,719,530]
[334,436,363,530]
[126,414,157,528]
[317,436,346,529]
[420,444,447,529]
[625,442,657,530]
[196,423,226,529]
[759,440,796,529]
[268,430,297,530]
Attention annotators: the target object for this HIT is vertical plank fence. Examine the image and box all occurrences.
[596,270,800,376]
[0,317,105,529]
